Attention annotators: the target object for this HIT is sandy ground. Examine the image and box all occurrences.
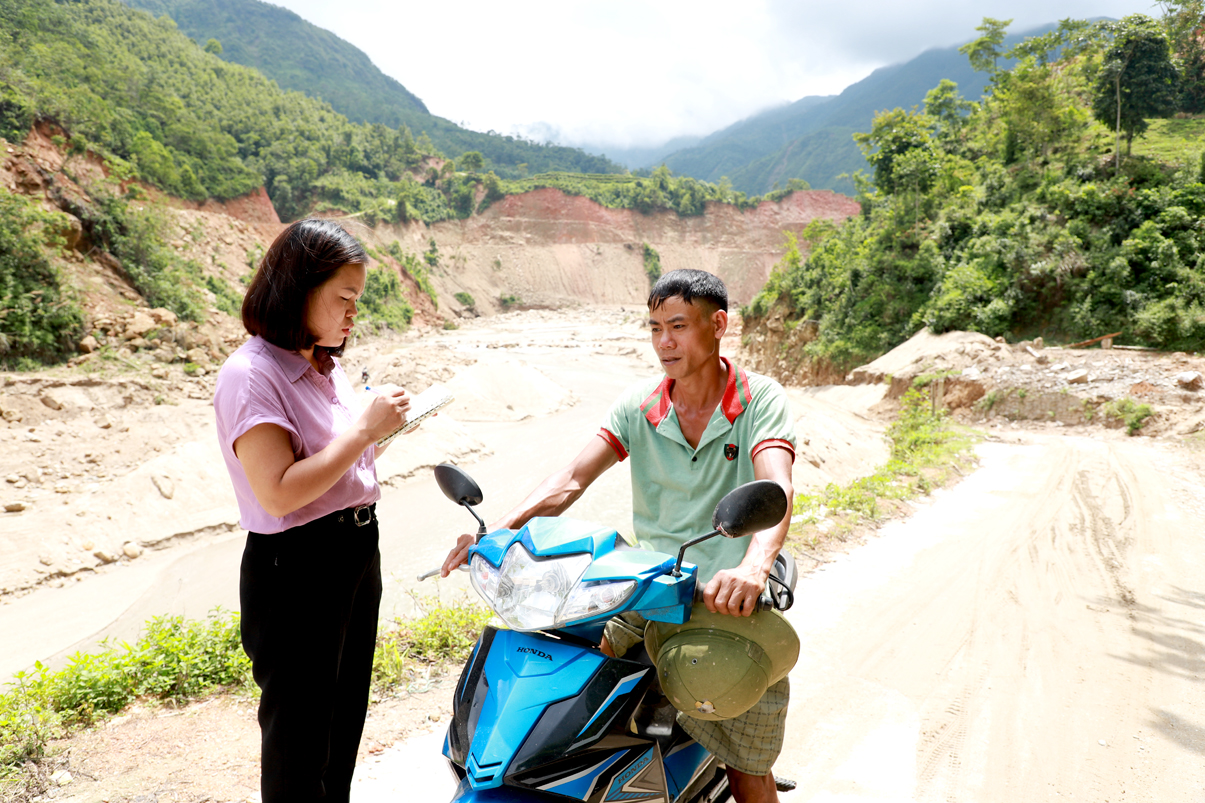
[4,308,1205,802]
[351,429,1205,803]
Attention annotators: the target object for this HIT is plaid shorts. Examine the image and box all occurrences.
[604,613,790,776]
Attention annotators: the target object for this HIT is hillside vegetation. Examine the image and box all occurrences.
[0,0,622,220]
[123,0,431,125]
[746,10,1205,365]
[0,0,787,368]
[119,0,621,178]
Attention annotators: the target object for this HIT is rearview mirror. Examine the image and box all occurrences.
[712,480,788,538]
[434,463,483,507]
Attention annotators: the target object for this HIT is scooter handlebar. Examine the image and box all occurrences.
[692,585,775,612]
[417,563,470,582]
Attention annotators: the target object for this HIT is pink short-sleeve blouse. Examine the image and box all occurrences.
[214,336,379,533]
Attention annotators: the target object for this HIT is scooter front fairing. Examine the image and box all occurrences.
[445,624,678,799]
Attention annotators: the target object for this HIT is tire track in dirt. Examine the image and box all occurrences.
[913,440,1085,801]
[778,433,1205,802]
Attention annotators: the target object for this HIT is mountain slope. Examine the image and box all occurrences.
[663,27,1061,194]
[661,94,837,181]
[124,0,429,128]
[120,0,621,175]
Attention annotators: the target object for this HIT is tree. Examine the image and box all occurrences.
[1159,1,1205,112]
[203,38,222,55]
[1008,30,1062,66]
[1053,17,1103,61]
[924,80,974,145]
[458,151,484,171]
[960,17,1012,77]
[995,59,1087,162]
[853,108,934,195]
[1091,15,1179,170]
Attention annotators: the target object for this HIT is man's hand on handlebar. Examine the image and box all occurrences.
[703,565,767,616]
[440,533,475,578]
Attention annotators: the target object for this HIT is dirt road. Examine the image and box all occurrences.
[0,307,885,679]
[766,432,1205,802]
[355,432,1205,803]
[6,307,1205,802]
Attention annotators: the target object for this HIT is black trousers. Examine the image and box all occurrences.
[240,508,383,803]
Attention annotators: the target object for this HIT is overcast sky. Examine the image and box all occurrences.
[271,0,1158,149]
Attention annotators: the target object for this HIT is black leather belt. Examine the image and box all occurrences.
[328,503,376,528]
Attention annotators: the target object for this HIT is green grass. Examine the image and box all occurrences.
[372,597,492,695]
[791,384,978,545]
[0,609,250,785]
[1131,118,1205,165]
[0,599,489,794]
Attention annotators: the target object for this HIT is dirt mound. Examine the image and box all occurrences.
[844,327,1205,436]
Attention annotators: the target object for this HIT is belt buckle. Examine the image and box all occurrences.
[352,505,372,527]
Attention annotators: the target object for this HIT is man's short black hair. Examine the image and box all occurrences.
[647,269,728,313]
[241,219,367,357]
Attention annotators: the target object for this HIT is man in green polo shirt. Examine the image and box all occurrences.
[441,268,796,803]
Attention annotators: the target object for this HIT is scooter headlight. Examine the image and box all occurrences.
[470,543,635,631]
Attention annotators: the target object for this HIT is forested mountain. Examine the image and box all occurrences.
[119,0,621,177]
[0,0,630,221]
[122,0,430,126]
[661,27,1065,195]
[0,0,791,368]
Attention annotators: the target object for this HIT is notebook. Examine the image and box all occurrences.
[375,383,454,448]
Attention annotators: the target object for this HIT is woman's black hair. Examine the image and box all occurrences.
[241,219,367,357]
[647,269,728,313]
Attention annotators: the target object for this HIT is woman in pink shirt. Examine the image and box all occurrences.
[214,218,410,803]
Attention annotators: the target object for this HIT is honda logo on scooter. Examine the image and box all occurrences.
[516,646,553,661]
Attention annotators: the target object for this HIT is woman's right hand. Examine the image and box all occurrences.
[359,384,411,442]
[441,532,475,578]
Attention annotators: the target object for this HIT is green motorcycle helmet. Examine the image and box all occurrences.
[645,603,800,721]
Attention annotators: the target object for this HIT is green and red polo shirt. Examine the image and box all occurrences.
[598,357,796,583]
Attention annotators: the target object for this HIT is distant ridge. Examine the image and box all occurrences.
[661,24,1060,194]
[120,0,623,175]
[123,0,429,129]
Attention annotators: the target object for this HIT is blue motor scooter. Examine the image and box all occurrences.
[429,463,797,803]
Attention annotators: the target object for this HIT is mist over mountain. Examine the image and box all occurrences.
[578,135,706,171]
[120,0,622,175]
[108,2,1077,192]
[648,23,1061,194]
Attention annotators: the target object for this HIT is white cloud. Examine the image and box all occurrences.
[270,0,1158,149]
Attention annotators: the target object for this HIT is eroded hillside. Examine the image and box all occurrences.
[3,123,859,358]
[0,123,862,597]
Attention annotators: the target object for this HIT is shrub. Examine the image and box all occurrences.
[793,383,975,534]
[87,193,207,321]
[1102,397,1154,434]
[0,193,84,368]
[0,609,250,783]
[359,266,413,331]
[641,242,662,286]
[385,241,437,309]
